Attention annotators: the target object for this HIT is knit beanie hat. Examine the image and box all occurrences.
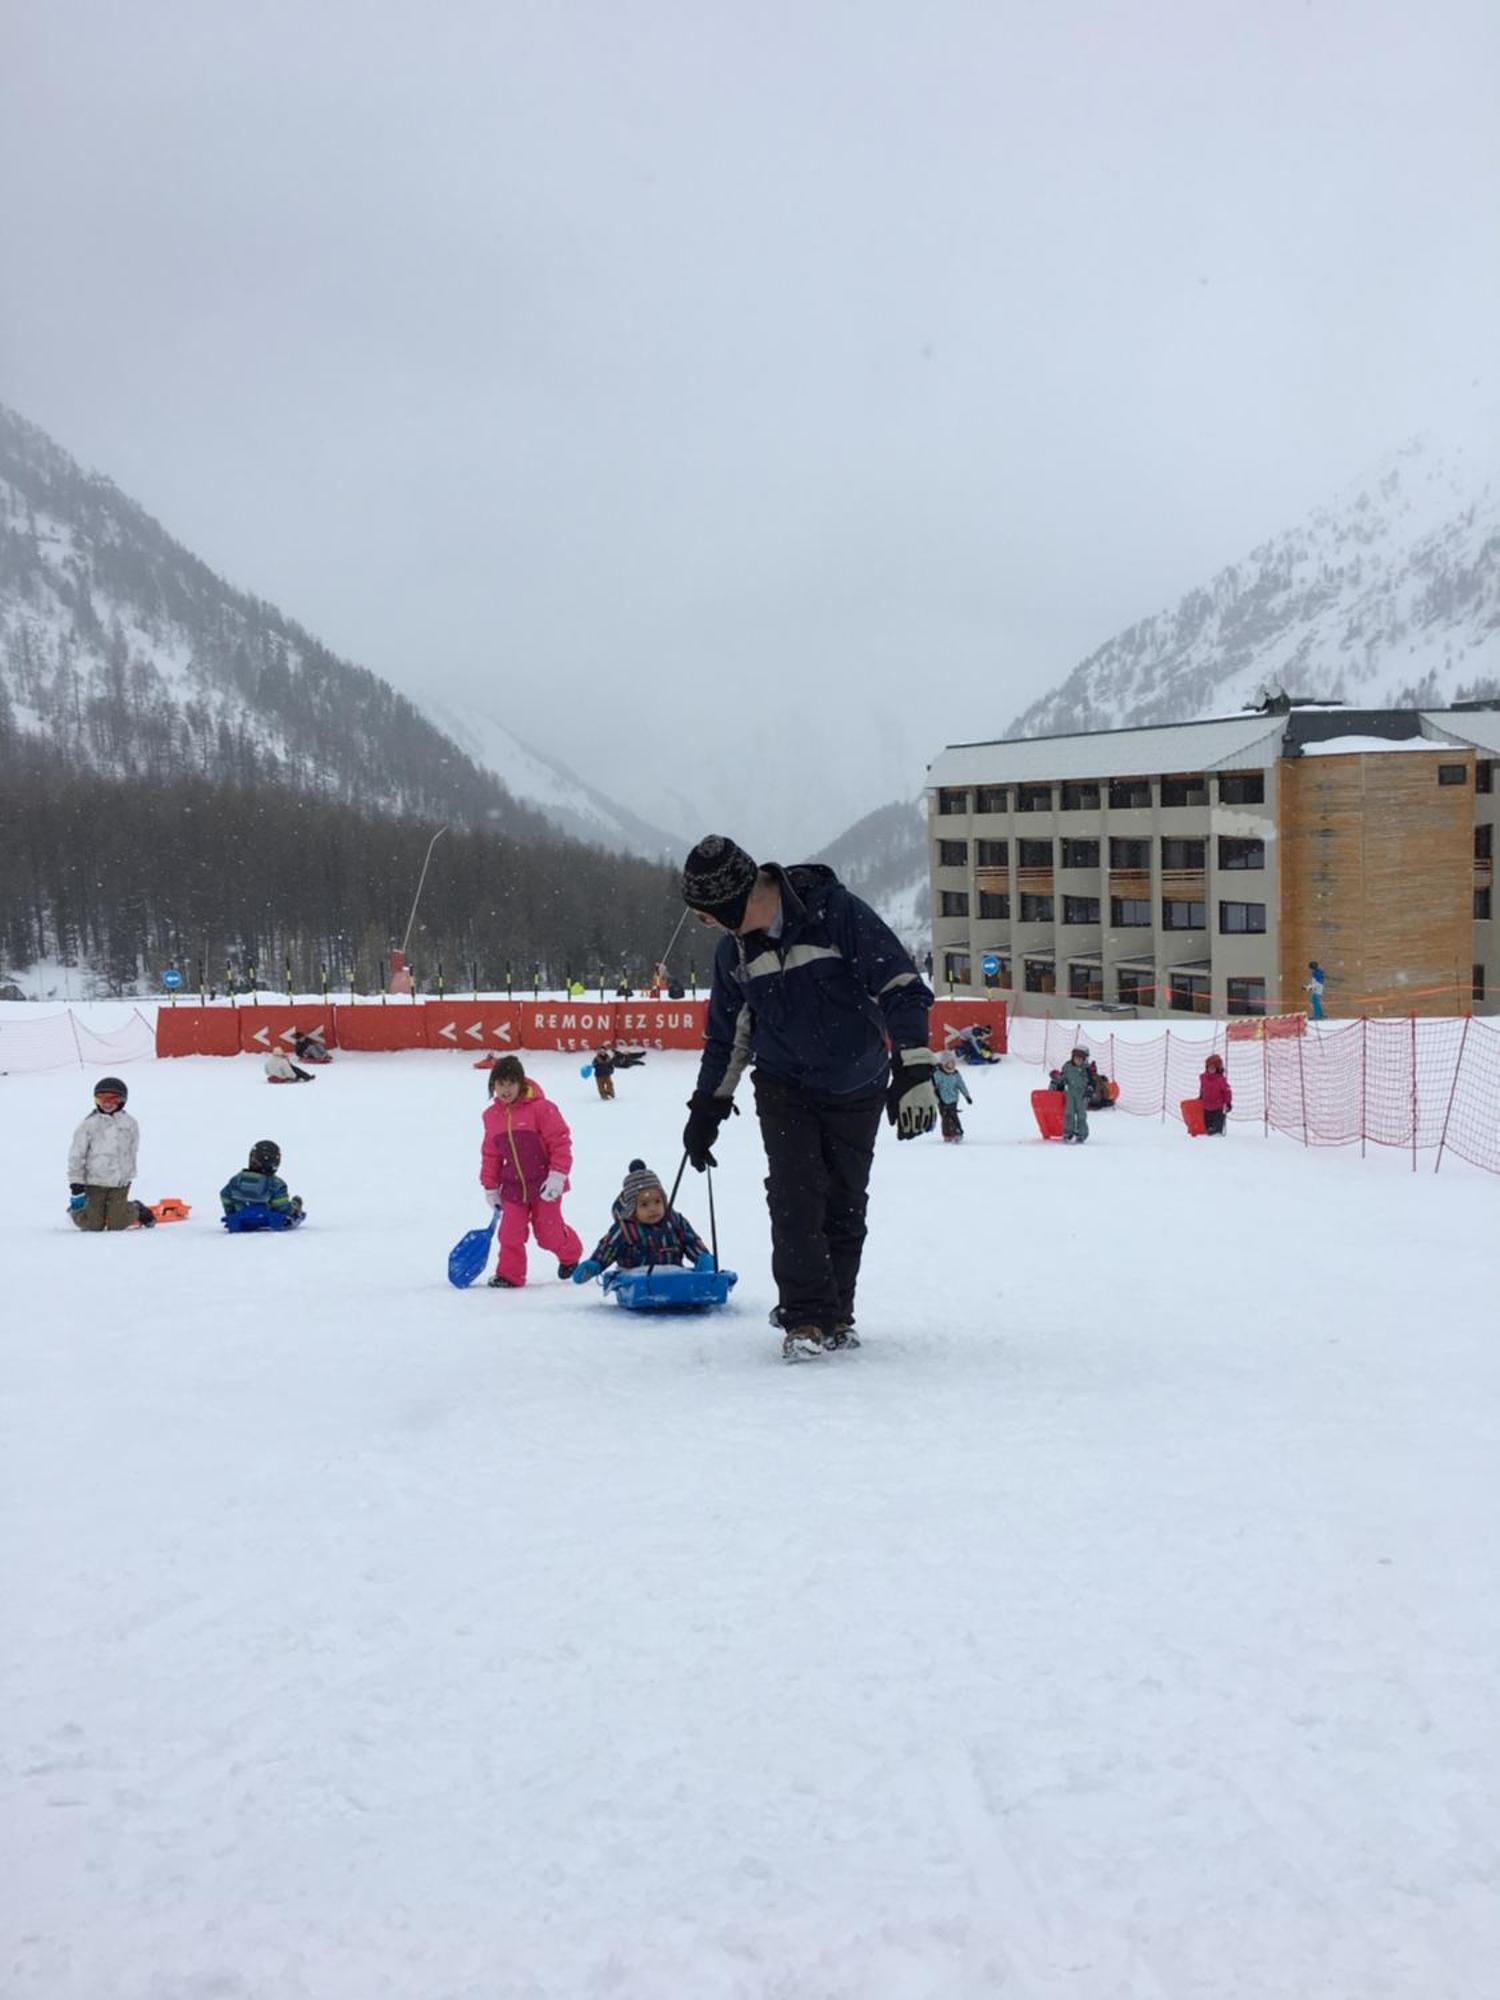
[681,835,758,931]
[615,1158,665,1221]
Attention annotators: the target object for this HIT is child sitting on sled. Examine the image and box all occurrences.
[220,1139,305,1226]
[571,1159,714,1282]
[933,1052,972,1141]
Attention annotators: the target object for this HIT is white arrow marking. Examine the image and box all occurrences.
[252,1028,271,1048]
[496,1023,513,1043]
[438,1023,457,1043]
[465,1023,485,1040]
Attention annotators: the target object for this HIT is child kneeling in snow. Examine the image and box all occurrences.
[1199,1053,1232,1135]
[480,1056,583,1288]
[571,1159,714,1283]
[264,1049,314,1083]
[221,1139,305,1224]
[933,1052,972,1140]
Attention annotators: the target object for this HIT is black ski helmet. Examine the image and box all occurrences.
[94,1076,128,1106]
[249,1140,282,1175]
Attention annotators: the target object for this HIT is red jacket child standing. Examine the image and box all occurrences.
[1199,1054,1233,1136]
[479,1056,584,1287]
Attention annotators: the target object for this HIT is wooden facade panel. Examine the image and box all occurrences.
[1279,753,1473,1016]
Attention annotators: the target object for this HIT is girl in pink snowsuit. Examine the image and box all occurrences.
[479,1056,584,1288]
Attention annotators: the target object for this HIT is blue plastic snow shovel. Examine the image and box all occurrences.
[579,1063,593,1078]
[448,1207,500,1289]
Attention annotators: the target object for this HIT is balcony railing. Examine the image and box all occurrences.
[1108,870,1152,901]
[1160,870,1206,899]
[1017,868,1054,893]
[975,867,1009,893]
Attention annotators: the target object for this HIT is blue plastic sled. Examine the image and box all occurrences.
[601,1265,738,1313]
[579,1063,593,1078]
[448,1210,501,1289]
[222,1202,303,1233]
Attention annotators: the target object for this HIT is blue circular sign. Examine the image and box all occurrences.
[161,966,184,992]
[981,953,1000,978]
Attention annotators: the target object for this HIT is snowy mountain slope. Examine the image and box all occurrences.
[813,796,929,951]
[1009,434,1500,737]
[427,700,685,858]
[0,402,677,855]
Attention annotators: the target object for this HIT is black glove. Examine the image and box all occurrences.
[70,1183,86,1196]
[885,1047,939,1140]
[683,1092,737,1171]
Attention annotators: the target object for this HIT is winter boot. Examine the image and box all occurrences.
[825,1320,860,1351]
[782,1323,826,1362]
[487,1274,520,1289]
[557,1262,578,1280]
[134,1202,157,1228]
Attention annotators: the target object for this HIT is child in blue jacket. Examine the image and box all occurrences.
[933,1052,972,1141]
[220,1139,305,1225]
[572,1160,713,1282]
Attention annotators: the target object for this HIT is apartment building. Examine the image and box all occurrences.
[927,704,1499,1018]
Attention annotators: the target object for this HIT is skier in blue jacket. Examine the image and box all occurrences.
[679,835,934,1361]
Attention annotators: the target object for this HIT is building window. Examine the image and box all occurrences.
[1438,764,1468,786]
[1061,837,1100,868]
[1475,964,1486,1004]
[939,891,970,918]
[1019,893,1055,923]
[1111,897,1152,927]
[1160,774,1209,808]
[1476,888,1493,920]
[1161,837,1206,871]
[986,955,1012,989]
[1116,966,1154,1005]
[1024,958,1056,994]
[1169,971,1211,1014]
[1162,899,1207,931]
[1016,784,1053,813]
[937,839,967,867]
[1218,771,1265,805]
[938,788,970,815]
[1017,838,1053,868]
[1068,963,1103,1001]
[1108,778,1152,810]
[1227,976,1267,1016]
[943,950,971,985]
[1062,896,1101,925]
[1109,837,1151,870]
[975,786,1009,814]
[1061,781,1101,811]
[1218,836,1265,870]
[1219,900,1267,934]
[976,838,1008,867]
[978,891,1010,920]
[1476,824,1493,861]
[1477,763,1494,795]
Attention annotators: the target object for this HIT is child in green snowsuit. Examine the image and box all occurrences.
[1056,1047,1092,1143]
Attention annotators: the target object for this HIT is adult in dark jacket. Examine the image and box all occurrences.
[679,835,935,1361]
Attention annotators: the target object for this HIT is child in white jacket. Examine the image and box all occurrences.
[68,1076,150,1230]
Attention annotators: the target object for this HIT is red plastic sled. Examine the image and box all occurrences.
[1031,1089,1065,1140]
[1180,1097,1207,1137]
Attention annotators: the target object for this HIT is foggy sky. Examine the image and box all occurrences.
[3,0,1498,849]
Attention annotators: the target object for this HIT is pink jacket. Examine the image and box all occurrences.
[480,1082,574,1205]
[1199,1068,1233,1113]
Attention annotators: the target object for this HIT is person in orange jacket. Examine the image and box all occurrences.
[479,1056,583,1288]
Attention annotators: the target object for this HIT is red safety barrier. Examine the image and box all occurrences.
[521,1002,626,1052]
[929,998,1009,1056]
[422,1001,527,1053]
[332,1004,430,1051]
[155,1008,243,1058]
[610,1001,707,1050]
[1226,1013,1306,1042]
[236,1006,339,1056]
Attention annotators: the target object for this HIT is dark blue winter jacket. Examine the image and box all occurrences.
[695,864,932,1103]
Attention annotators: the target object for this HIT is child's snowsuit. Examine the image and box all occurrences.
[265,1050,313,1083]
[68,1105,141,1231]
[589,1203,710,1273]
[933,1064,972,1140]
[220,1168,302,1218]
[1056,1059,1092,1141]
[592,1048,616,1101]
[480,1081,583,1285]
[1199,1065,1233,1136]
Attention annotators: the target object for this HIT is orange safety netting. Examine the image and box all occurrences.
[1005,1012,1500,1174]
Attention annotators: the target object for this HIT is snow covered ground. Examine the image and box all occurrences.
[3,1040,1498,1999]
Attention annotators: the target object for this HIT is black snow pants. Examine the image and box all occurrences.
[753,1070,885,1335]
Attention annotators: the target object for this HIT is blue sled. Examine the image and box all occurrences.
[222,1202,303,1233]
[601,1266,738,1313]
[447,1210,501,1288]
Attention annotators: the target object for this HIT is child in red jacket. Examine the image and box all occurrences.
[1199,1053,1232,1135]
[480,1056,584,1288]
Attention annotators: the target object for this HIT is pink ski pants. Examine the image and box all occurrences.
[496,1197,583,1286]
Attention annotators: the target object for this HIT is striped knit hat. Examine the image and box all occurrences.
[615,1158,665,1221]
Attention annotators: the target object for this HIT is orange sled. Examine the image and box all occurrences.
[1031,1089,1065,1140]
[1180,1098,1207,1137]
